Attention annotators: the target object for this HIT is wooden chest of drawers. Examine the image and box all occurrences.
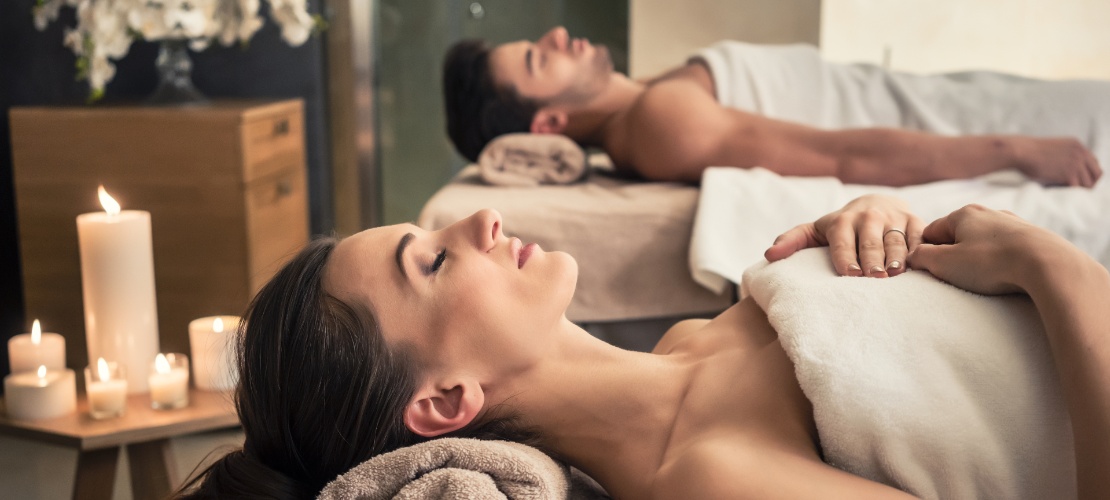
[9,100,309,367]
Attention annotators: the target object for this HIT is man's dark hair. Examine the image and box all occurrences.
[443,39,540,162]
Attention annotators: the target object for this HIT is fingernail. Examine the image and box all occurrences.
[869,265,884,275]
[887,261,902,270]
[848,264,861,274]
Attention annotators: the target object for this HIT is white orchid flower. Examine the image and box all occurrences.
[32,0,318,98]
[266,0,314,46]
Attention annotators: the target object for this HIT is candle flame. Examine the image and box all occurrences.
[98,185,121,216]
[37,365,46,378]
[31,319,41,344]
[213,317,224,333]
[98,358,110,382]
[155,353,171,374]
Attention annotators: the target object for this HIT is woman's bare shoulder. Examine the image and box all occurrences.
[652,318,713,354]
[652,298,775,356]
[651,437,917,500]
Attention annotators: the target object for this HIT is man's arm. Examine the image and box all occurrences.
[628,81,1101,187]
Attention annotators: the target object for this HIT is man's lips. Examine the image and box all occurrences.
[571,38,590,54]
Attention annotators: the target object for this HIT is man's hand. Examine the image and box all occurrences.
[1014,137,1102,187]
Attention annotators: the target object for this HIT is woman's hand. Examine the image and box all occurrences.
[910,209,1110,499]
[765,194,926,277]
[906,204,1084,295]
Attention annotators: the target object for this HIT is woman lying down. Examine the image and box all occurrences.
[177,195,1108,499]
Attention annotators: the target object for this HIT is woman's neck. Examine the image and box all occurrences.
[489,319,693,498]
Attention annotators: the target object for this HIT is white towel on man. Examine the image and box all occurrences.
[691,41,1110,166]
[742,248,1075,499]
[690,167,1110,294]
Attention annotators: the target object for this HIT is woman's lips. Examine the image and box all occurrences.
[518,243,537,268]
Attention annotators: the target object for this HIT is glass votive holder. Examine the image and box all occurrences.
[84,359,128,419]
[149,353,189,410]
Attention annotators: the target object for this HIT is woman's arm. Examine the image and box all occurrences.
[908,205,1110,499]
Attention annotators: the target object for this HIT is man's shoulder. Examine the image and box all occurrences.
[643,59,716,96]
[630,78,721,128]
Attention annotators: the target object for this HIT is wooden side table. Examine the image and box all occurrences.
[0,389,239,500]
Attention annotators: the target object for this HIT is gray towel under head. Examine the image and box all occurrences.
[478,133,588,187]
[317,438,609,500]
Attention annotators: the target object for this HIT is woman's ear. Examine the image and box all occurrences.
[530,109,569,134]
[403,378,485,437]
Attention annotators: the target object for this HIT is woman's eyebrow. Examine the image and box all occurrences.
[396,232,415,279]
[526,47,534,75]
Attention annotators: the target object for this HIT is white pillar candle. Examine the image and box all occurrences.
[189,315,240,391]
[8,320,65,374]
[149,353,189,410]
[77,186,160,393]
[84,358,128,419]
[3,365,77,420]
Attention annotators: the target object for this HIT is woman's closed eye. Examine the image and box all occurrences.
[425,249,447,275]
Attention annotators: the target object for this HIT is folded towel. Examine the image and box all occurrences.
[691,167,1110,295]
[317,438,609,500]
[478,133,588,186]
[742,248,1075,499]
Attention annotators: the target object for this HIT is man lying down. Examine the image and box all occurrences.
[443,26,1106,188]
[176,195,1108,499]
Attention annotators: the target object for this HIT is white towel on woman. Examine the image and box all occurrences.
[742,248,1075,499]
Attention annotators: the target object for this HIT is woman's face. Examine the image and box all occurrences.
[323,209,578,378]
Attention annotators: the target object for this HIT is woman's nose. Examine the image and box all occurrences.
[467,209,502,251]
[540,26,568,51]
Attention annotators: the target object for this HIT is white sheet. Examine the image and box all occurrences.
[693,41,1110,165]
[743,249,1074,499]
[691,167,1110,294]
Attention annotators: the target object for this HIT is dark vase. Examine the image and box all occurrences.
[146,39,208,105]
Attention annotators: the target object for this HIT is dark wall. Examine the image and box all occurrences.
[0,1,332,381]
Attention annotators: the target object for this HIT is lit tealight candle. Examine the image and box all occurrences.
[149,353,189,410]
[84,358,128,419]
[189,315,240,391]
[3,365,77,420]
[8,320,66,374]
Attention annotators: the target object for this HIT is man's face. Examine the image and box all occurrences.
[488,26,613,107]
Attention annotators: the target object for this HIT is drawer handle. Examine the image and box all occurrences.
[273,119,290,136]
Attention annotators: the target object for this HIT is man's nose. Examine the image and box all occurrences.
[540,26,569,51]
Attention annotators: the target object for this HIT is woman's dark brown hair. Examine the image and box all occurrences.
[177,237,537,499]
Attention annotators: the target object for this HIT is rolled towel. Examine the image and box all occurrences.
[317,438,609,500]
[478,133,588,186]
